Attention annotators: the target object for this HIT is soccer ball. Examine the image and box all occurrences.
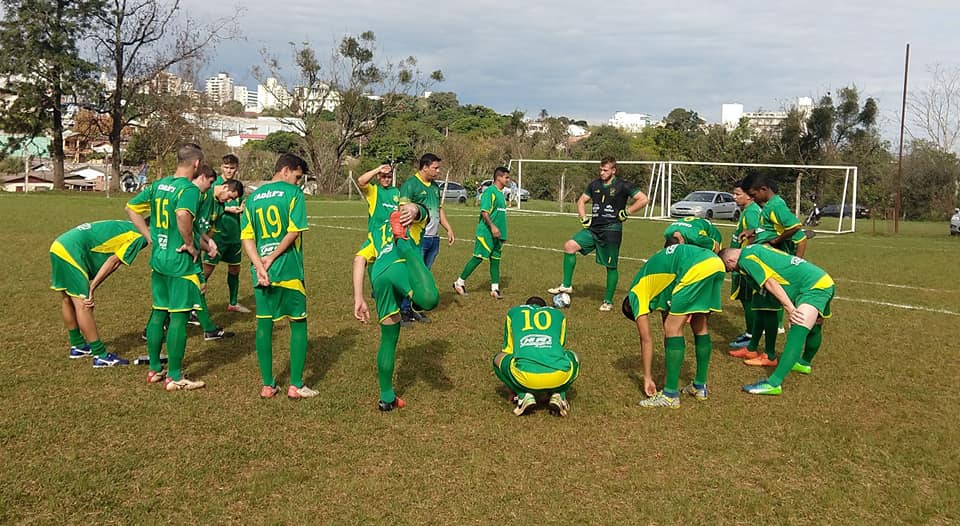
[552,292,571,308]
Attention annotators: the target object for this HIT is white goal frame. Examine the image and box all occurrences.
[507,159,860,234]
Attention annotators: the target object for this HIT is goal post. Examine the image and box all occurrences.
[507,159,860,233]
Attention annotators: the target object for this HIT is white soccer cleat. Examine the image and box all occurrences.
[547,284,573,294]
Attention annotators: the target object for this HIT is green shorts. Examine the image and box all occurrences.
[371,261,412,323]
[204,240,242,266]
[472,233,503,260]
[50,251,89,298]
[499,352,580,393]
[751,287,784,311]
[253,280,307,321]
[628,259,725,316]
[796,285,834,319]
[730,273,754,302]
[151,271,205,312]
[571,227,621,269]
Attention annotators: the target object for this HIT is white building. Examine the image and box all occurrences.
[721,97,815,134]
[233,85,248,105]
[257,77,291,111]
[196,114,305,145]
[292,84,341,113]
[608,111,655,132]
[205,73,234,106]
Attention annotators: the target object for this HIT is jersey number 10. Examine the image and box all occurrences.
[521,309,552,331]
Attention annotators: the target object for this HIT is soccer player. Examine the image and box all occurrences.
[727,182,762,350]
[397,153,455,324]
[202,154,250,313]
[357,163,398,232]
[547,157,649,311]
[662,216,723,252]
[718,245,835,395]
[353,203,440,411]
[126,143,207,391]
[453,166,510,299]
[493,296,580,417]
[621,243,725,408]
[50,220,149,367]
[241,153,317,399]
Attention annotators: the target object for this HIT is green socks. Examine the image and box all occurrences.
[68,328,85,348]
[89,339,106,359]
[196,308,217,333]
[490,257,501,285]
[767,325,811,386]
[377,323,401,403]
[693,333,711,385]
[800,324,823,365]
[604,268,619,303]
[460,256,482,281]
[763,310,780,360]
[741,298,756,336]
[256,318,274,386]
[166,312,188,381]
[227,271,240,305]
[289,320,308,388]
[146,310,168,373]
[664,336,685,394]
[398,238,439,310]
[562,252,576,288]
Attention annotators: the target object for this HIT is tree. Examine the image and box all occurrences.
[909,64,960,153]
[220,99,245,116]
[0,0,104,189]
[255,31,443,192]
[664,108,705,135]
[92,0,238,191]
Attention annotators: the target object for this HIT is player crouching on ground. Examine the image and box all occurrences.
[718,245,835,395]
[353,202,440,411]
[622,244,725,408]
[493,296,580,417]
[50,220,149,367]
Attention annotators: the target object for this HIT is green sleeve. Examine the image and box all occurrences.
[121,236,149,265]
[399,179,415,201]
[177,185,200,215]
[289,191,309,232]
[770,200,801,229]
[127,183,153,207]
[738,257,768,288]
[481,188,494,214]
[744,205,762,230]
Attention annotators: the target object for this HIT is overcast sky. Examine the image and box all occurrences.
[185,0,958,131]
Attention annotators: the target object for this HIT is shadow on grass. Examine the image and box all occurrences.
[299,327,359,386]
[395,338,453,393]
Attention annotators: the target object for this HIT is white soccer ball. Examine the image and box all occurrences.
[553,292,571,308]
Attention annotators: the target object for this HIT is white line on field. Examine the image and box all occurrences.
[833,296,959,316]
[834,278,952,292]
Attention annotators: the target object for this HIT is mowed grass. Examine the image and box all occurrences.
[1,192,958,525]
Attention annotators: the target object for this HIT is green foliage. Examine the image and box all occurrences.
[254,130,305,155]
[901,140,960,219]
[220,100,245,116]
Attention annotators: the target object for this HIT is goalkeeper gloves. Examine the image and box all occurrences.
[579,216,591,228]
[618,209,629,222]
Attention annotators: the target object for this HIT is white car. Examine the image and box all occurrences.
[478,180,530,202]
[437,181,468,203]
[951,208,960,236]
[669,191,739,220]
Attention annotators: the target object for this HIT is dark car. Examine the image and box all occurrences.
[821,203,870,219]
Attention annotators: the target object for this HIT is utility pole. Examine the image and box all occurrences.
[895,43,910,233]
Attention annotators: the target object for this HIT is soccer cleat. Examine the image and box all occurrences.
[547,284,573,294]
[69,345,92,359]
[92,352,129,368]
[187,312,201,326]
[453,282,468,296]
[203,327,235,341]
[791,362,812,375]
[513,393,536,416]
[378,397,406,411]
[742,379,782,395]
[728,349,760,359]
[681,383,709,401]
[548,393,569,417]
[744,356,779,367]
[140,330,147,342]
[777,326,785,334]
[728,333,752,348]
[164,376,206,391]
[638,391,681,409]
[490,289,503,300]
[399,312,414,328]
[388,211,408,240]
[259,385,280,398]
[227,303,252,313]
[599,301,614,312]
[287,385,319,399]
[408,310,430,324]
[147,369,167,384]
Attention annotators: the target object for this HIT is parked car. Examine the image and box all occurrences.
[820,203,870,219]
[669,191,739,220]
[437,181,468,203]
[951,208,960,236]
[477,180,530,201]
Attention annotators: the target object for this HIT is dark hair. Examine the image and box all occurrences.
[525,296,547,307]
[274,153,309,175]
[419,153,441,169]
[664,234,682,248]
[742,171,777,192]
[621,296,636,321]
[222,154,239,166]
[197,163,217,180]
[223,178,244,199]
[177,143,204,167]
[600,156,617,168]
[494,166,510,176]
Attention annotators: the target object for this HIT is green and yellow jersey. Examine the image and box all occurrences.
[361,182,400,233]
[50,220,148,278]
[398,172,440,244]
[502,304,573,384]
[127,176,201,277]
[627,244,725,316]
[663,217,722,252]
[477,184,508,241]
[731,202,762,249]
[737,244,834,302]
[755,194,805,252]
[240,180,309,285]
[209,175,243,244]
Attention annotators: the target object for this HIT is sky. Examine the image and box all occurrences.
[184,0,959,133]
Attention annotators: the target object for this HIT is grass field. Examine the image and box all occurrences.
[2,191,958,525]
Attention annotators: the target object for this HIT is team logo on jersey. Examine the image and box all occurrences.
[609,187,616,197]
[78,223,92,230]
[519,334,553,348]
